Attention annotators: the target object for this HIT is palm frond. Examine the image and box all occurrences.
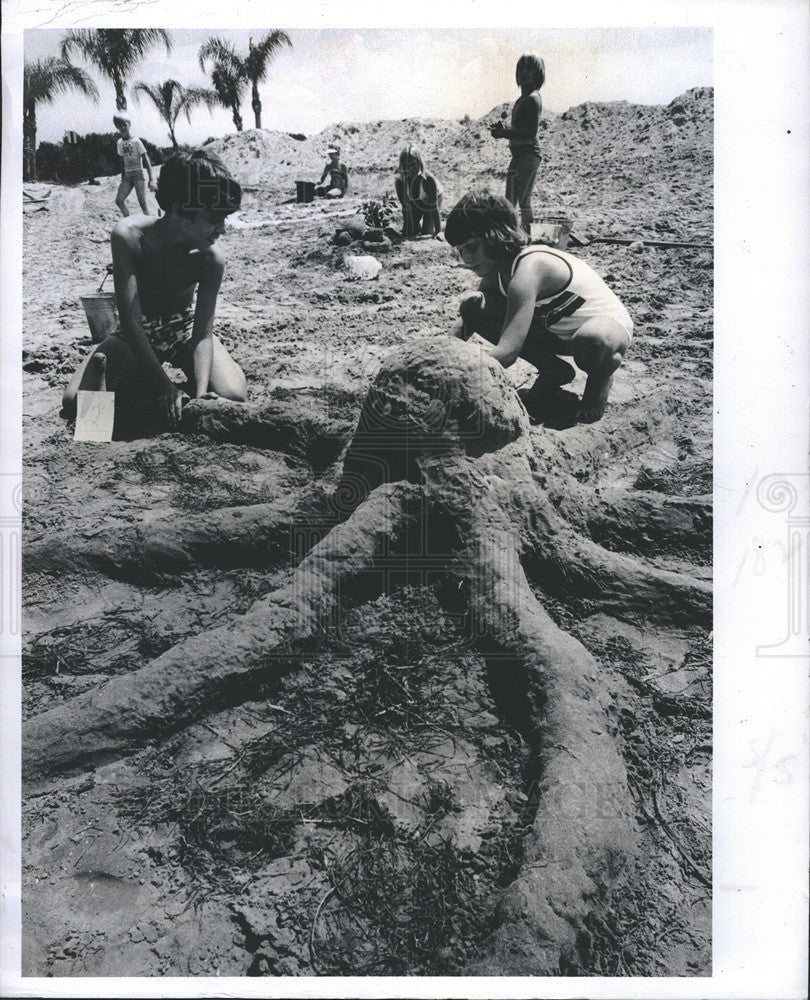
[198,36,244,77]
[245,30,292,82]
[133,77,217,143]
[24,57,99,108]
[61,29,171,79]
[180,87,220,124]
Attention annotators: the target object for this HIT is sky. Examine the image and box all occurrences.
[24,27,712,147]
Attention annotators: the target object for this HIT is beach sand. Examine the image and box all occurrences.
[21,89,713,976]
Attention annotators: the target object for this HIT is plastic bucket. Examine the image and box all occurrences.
[530,215,572,250]
[80,293,119,343]
[296,180,316,204]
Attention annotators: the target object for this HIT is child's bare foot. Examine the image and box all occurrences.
[526,356,576,394]
[578,373,613,423]
[518,356,576,410]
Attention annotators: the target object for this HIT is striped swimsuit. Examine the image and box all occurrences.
[497,247,633,343]
[116,309,195,365]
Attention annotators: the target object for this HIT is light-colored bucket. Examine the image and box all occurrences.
[80,293,119,344]
[530,215,572,251]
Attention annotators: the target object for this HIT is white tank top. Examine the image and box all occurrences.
[497,246,633,340]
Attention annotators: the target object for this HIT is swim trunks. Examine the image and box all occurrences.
[497,246,634,344]
[116,309,195,365]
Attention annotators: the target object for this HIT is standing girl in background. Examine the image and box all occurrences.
[489,54,545,233]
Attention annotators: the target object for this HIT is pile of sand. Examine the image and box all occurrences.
[206,88,713,216]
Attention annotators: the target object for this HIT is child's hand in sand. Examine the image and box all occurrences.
[459,291,485,325]
[158,383,188,427]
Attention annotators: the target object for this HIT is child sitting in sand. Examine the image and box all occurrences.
[113,113,155,217]
[64,148,247,428]
[395,146,442,238]
[315,146,349,198]
[445,191,632,423]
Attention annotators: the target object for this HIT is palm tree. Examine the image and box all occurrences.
[23,57,99,181]
[132,79,218,147]
[199,31,291,131]
[60,28,171,111]
[198,38,247,132]
[245,32,291,129]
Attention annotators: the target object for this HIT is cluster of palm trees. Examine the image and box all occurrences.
[23,28,292,181]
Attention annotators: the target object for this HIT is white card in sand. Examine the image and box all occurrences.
[74,390,115,442]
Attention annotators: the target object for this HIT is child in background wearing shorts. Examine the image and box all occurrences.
[64,148,247,428]
[445,191,633,423]
[113,113,155,217]
[489,54,545,234]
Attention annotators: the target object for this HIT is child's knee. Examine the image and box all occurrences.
[572,327,625,372]
[62,383,77,414]
[219,378,247,403]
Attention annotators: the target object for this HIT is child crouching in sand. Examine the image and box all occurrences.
[444,191,632,422]
[64,148,247,428]
[395,146,442,238]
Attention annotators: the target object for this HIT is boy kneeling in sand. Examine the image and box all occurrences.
[64,149,247,427]
[445,191,632,422]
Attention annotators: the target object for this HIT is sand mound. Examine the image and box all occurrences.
[204,88,713,220]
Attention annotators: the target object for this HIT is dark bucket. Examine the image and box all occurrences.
[296,180,316,204]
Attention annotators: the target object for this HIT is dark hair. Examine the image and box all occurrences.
[444,190,528,259]
[516,53,545,91]
[156,147,241,216]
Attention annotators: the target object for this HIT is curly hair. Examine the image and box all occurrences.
[516,54,545,91]
[156,147,242,216]
[444,190,529,259]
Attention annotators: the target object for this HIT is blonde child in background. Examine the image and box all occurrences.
[113,113,155,217]
[395,146,442,238]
